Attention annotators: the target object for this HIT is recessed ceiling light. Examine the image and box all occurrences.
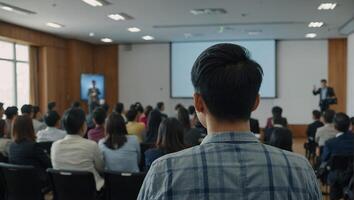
[81,0,104,7]
[108,14,125,21]
[127,27,141,32]
[1,6,13,11]
[318,3,337,10]
[101,38,113,43]
[89,32,95,37]
[306,33,317,38]
[46,22,63,28]
[190,8,227,15]
[142,35,154,40]
[308,22,324,28]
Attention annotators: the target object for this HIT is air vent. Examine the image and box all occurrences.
[190,8,227,15]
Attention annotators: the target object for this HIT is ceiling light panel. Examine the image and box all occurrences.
[318,3,337,10]
[306,33,317,38]
[127,27,141,32]
[0,2,36,15]
[46,22,63,28]
[101,38,113,43]
[81,0,110,7]
[190,8,227,15]
[142,35,154,40]
[308,22,324,28]
[108,13,134,21]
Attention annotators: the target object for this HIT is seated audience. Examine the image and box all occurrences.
[145,107,162,143]
[126,109,145,142]
[0,102,4,119]
[250,117,260,134]
[138,43,320,199]
[177,106,203,146]
[306,110,324,142]
[8,115,52,185]
[315,109,337,155]
[0,119,11,157]
[139,105,153,126]
[87,107,106,143]
[71,101,81,108]
[37,111,66,142]
[144,118,185,170]
[174,104,184,115]
[266,106,288,128]
[4,106,18,137]
[269,127,293,151]
[350,117,354,132]
[99,113,140,172]
[188,105,197,126]
[86,101,100,129]
[114,102,127,122]
[32,106,46,133]
[47,101,56,112]
[51,108,104,191]
[156,102,168,119]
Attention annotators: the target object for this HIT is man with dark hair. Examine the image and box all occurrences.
[114,102,127,122]
[87,107,106,143]
[21,104,33,117]
[37,111,66,142]
[315,109,337,155]
[307,110,324,141]
[47,102,56,112]
[156,102,167,119]
[51,108,104,191]
[313,79,336,112]
[4,106,18,137]
[32,106,46,133]
[71,101,81,108]
[138,43,321,199]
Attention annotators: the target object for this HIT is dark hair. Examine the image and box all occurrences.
[32,106,40,119]
[63,108,86,135]
[5,107,18,119]
[93,107,107,125]
[101,103,110,113]
[144,105,153,116]
[130,103,144,114]
[48,101,56,111]
[71,101,81,108]
[334,112,350,132]
[174,104,184,111]
[0,102,3,110]
[323,109,335,123]
[351,117,354,126]
[156,118,185,153]
[104,113,127,149]
[188,106,196,115]
[272,106,283,118]
[157,102,164,110]
[321,79,327,83]
[114,103,124,114]
[312,110,321,120]
[44,111,60,127]
[269,128,293,152]
[12,115,35,143]
[0,119,6,138]
[177,107,191,131]
[126,109,138,122]
[191,43,263,121]
[146,109,163,141]
[21,104,33,115]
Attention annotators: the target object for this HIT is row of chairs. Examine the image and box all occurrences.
[0,163,146,200]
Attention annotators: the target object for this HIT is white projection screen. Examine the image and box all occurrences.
[171,40,277,98]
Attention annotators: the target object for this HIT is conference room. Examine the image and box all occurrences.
[0,0,353,200]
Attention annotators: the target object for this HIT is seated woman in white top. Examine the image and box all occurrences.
[37,111,66,142]
[99,113,140,172]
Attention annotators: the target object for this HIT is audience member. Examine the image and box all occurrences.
[250,117,260,134]
[87,107,106,143]
[37,111,66,142]
[0,102,4,119]
[126,109,145,142]
[114,102,127,122]
[51,108,104,191]
[306,110,324,142]
[32,105,47,133]
[188,105,197,126]
[177,107,191,131]
[0,119,11,157]
[47,101,56,112]
[21,104,33,117]
[269,127,293,151]
[145,107,163,143]
[4,106,18,137]
[98,113,140,172]
[138,43,321,199]
[177,106,202,146]
[156,102,168,119]
[101,102,110,113]
[174,103,184,112]
[139,105,153,126]
[144,118,185,171]
[315,109,337,155]
[71,101,81,108]
[350,117,354,132]
[8,115,52,185]
[266,106,288,128]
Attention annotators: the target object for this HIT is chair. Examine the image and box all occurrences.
[0,163,43,200]
[37,141,53,156]
[47,169,98,200]
[104,171,146,200]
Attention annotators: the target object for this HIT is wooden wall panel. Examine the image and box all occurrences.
[328,39,347,112]
[288,124,307,138]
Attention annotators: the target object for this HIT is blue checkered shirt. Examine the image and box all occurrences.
[138,132,321,200]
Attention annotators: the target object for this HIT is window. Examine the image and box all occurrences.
[0,40,30,108]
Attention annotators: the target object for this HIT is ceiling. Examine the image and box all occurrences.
[0,0,353,44]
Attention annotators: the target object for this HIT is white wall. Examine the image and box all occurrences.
[119,40,328,125]
[347,33,354,116]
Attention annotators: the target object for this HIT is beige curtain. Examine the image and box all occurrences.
[29,46,39,105]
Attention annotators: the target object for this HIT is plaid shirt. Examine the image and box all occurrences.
[138,132,321,200]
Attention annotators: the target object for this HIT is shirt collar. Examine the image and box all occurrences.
[64,134,83,139]
[201,132,259,145]
[336,132,344,137]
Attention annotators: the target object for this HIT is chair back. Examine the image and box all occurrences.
[47,169,97,200]
[329,154,354,171]
[0,163,42,200]
[37,142,53,156]
[104,171,146,200]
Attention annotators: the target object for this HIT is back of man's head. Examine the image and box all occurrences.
[63,108,86,135]
[44,111,60,127]
[115,102,124,114]
[5,106,18,119]
[21,104,33,115]
[157,102,164,110]
[323,109,335,124]
[272,106,283,117]
[93,107,107,125]
[48,102,56,111]
[191,43,263,121]
[312,110,321,120]
[126,109,138,122]
[334,112,350,133]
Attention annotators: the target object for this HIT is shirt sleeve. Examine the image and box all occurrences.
[306,163,322,200]
[137,160,160,200]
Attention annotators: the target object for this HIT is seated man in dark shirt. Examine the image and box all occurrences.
[307,110,324,142]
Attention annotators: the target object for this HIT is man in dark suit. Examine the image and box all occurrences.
[313,79,336,112]
[307,110,324,141]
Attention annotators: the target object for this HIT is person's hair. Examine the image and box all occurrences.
[323,109,335,123]
[71,101,81,108]
[144,105,153,116]
[147,109,162,137]
[101,103,110,113]
[312,110,321,120]
[0,119,6,138]
[156,118,185,153]
[188,106,196,115]
[351,117,354,126]
[21,104,33,115]
[321,79,327,83]
[92,80,96,84]
[191,43,263,121]
[334,112,350,132]
[135,104,144,114]
[93,107,107,125]
[126,109,138,122]
[12,115,35,143]
[44,111,60,127]
[157,102,164,110]
[272,106,283,118]
[177,107,191,130]
[0,102,3,110]
[104,113,127,150]
[63,108,86,135]
[269,128,293,152]
[114,102,124,114]
[5,107,18,119]
[174,104,183,111]
[47,101,56,111]
[32,106,41,119]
